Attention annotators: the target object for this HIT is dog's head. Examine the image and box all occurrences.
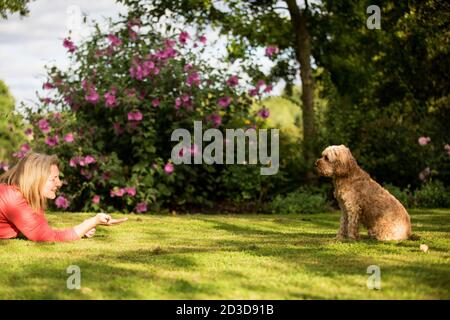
[315,145,357,177]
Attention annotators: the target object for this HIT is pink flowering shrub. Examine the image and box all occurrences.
[20,16,272,213]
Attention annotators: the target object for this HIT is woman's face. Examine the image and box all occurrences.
[42,165,63,199]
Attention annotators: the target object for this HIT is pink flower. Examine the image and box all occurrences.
[40,97,54,105]
[94,49,105,58]
[129,57,156,80]
[206,114,222,128]
[264,84,273,93]
[129,29,139,41]
[107,34,122,46]
[178,147,186,157]
[13,151,26,159]
[444,144,450,156]
[199,35,207,44]
[419,167,431,181]
[152,98,160,107]
[110,188,126,197]
[113,122,124,135]
[12,143,31,159]
[265,45,279,57]
[418,136,431,146]
[143,60,155,70]
[257,107,270,119]
[84,155,96,165]
[64,133,74,143]
[82,79,89,90]
[179,31,190,44]
[127,18,141,29]
[184,64,193,72]
[43,82,54,90]
[164,163,174,174]
[175,98,182,109]
[104,91,117,107]
[165,39,176,47]
[226,75,239,87]
[186,72,200,87]
[45,135,59,147]
[25,128,33,136]
[156,46,177,60]
[38,119,51,133]
[128,111,143,121]
[85,88,99,104]
[256,80,266,89]
[125,187,136,196]
[20,143,31,152]
[249,88,259,96]
[0,162,9,172]
[92,195,100,204]
[190,144,199,155]
[218,96,232,108]
[63,38,76,53]
[136,202,148,213]
[127,20,140,41]
[55,195,69,209]
[69,157,78,167]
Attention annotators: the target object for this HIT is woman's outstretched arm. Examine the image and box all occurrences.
[5,189,127,242]
[6,195,80,242]
[73,213,128,238]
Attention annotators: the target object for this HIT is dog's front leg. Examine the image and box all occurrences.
[346,210,360,240]
[337,195,360,240]
[336,213,348,239]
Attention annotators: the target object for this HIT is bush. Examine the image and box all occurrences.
[16,15,275,213]
[383,183,412,208]
[270,187,329,214]
[413,180,450,208]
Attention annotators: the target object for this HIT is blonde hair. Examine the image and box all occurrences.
[0,152,59,213]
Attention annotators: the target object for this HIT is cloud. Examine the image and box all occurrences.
[0,0,127,108]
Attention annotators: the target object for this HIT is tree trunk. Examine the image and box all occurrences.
[285,0,316,179]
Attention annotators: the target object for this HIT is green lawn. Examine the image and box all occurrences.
[0,209,449,299]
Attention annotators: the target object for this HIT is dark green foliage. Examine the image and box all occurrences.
[270,187,330,214]
[413,180,450,208]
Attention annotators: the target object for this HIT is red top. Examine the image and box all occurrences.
[0,184,80,242]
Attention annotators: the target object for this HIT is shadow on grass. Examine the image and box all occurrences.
[2,211,449,299]
[194,218,450,298]
[2,250,220,299]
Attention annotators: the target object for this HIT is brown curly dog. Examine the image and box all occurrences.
[315,145,412,241]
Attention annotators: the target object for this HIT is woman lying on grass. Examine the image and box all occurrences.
[0,152,127,242]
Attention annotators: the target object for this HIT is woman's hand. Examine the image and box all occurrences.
[95,213,128,226]
[74,213,128,239]
[84,227,96,238]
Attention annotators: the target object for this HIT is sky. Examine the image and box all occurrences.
[0,0,289,115]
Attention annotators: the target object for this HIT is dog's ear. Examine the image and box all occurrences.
[334,146,357,177]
